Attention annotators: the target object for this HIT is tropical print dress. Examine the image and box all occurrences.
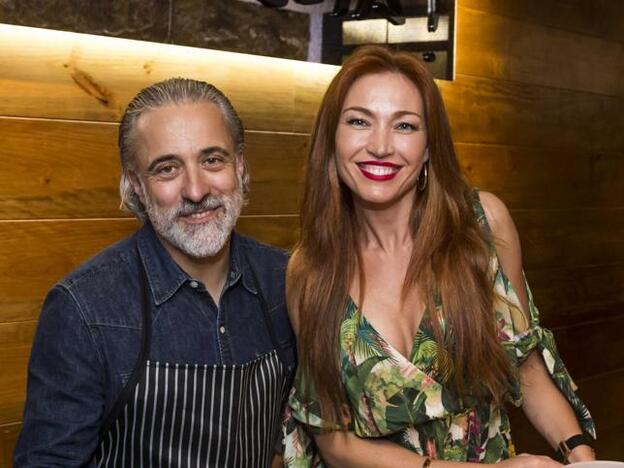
[282,195,595,467]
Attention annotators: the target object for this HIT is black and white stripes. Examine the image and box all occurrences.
[96,350,287,468]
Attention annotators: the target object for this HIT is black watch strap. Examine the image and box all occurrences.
[557,434,591,463]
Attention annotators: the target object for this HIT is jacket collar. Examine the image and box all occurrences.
[136,222,256,306]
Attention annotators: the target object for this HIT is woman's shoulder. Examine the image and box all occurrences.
[476,190,517,244]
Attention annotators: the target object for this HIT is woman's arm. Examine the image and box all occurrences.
[479,191,595,463]
[314,430,562,468]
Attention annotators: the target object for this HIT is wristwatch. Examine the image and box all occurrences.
[557,434,593,464]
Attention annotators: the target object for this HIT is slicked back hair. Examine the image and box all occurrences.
[118,77,248,220]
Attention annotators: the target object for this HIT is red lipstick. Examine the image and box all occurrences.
[357,161,401,181]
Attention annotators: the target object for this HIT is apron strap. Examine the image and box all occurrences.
[243,253,291,370]
[98,253,152,439]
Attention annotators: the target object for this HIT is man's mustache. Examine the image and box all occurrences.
[176,196,225,217]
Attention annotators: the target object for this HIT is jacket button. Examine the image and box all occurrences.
[219,326,226,334]
[189,280,199,288]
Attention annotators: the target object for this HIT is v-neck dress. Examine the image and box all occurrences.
[282,195,595,466]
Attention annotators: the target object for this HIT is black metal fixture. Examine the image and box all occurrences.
[422,51,436,62]
[256,0,406,25]
[258,0,289,7]
[427,0,439,32]
[347,0,405,26]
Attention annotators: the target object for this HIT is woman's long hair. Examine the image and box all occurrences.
[288,45,513,426]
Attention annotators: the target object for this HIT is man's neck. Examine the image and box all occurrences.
[160,236,232,305]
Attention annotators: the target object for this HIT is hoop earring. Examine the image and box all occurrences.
[417,162,428,192]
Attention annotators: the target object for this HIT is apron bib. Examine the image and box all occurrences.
[94,256,291,467]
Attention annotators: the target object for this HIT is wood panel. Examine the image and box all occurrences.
[0,117,308,219]
[512,208,624,270]
[0,216,297,324]
[459,0,624,43]
[0,423,20,468]
[509,369,624,458]
[440,74,624,152]
[457,144,624,210]
[0,321,35,426]
[4,24,624,154]
[456,6,624,97]
[551,313,624,380]
[0,24,337,132]
[527,264,624,329]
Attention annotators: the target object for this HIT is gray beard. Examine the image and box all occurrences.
[144,187,243,259]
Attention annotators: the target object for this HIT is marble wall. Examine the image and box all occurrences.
[0,0,309,60]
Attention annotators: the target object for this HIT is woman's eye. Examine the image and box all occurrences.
[347,118,368,127]
[396,122,418,131]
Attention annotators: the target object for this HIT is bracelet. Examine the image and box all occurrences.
[423,456,432,468]
[557,434,593,464]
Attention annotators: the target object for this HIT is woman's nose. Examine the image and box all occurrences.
[366,126,394,158]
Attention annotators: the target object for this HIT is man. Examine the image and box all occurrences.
[14,78,295,467]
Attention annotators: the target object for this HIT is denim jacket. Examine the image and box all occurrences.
[14,222,296,467]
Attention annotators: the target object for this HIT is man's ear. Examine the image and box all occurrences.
[235,153,245,177]
[129,170,146,206]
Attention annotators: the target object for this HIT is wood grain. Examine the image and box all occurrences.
[0,24,337,132]
[440,74,624,152]
[457,144,624,210]
[551,313,624,381]
[512,208,624,271]
[0,422,20,468]
[509,369,624,458]
[0,321,35,426]
[459,0,624,43]
[0,216,297,324]
[527,264,624,329]
[456,6,624,97]
[0,117,308,219]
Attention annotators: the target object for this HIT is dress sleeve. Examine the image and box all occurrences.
[282,367,341,467]
[495,267,596,439]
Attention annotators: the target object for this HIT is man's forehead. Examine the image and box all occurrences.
[133,101,236,161]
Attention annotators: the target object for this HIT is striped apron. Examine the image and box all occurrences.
[94,259,291,467]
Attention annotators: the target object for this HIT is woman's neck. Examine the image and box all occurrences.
[355,197,415,254]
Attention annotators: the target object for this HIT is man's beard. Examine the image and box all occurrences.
[143,184,244,259]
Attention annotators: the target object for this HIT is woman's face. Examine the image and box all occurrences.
[335,72,428,209]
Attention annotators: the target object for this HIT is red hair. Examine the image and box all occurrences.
[288,45,513,425]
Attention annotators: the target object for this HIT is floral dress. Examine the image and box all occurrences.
[282,196,595,467]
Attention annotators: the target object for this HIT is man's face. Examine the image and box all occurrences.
[130,101,244,259]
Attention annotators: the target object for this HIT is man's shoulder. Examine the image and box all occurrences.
[234,232,288,267]
[58,230,140,293]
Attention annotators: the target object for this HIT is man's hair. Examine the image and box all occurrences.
[118,77,248,219]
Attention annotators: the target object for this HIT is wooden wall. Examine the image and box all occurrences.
[451,1,624,459]
[1,0,623,464]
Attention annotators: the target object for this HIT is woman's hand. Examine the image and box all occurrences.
[567,444,596,464]
[497,454,562,468]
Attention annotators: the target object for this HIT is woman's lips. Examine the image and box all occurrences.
[357,161,401,181]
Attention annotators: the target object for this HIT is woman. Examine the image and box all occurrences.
[282,46,595,467]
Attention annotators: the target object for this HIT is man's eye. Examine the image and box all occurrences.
[157,165,176,174]
[203,156,225,167]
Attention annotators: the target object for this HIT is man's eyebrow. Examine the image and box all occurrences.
[199,146,233,158]
[145,154,178,173]
[342,106,423,120]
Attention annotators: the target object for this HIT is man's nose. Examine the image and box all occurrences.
[181,166,210,202]
[366,126,394,158]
